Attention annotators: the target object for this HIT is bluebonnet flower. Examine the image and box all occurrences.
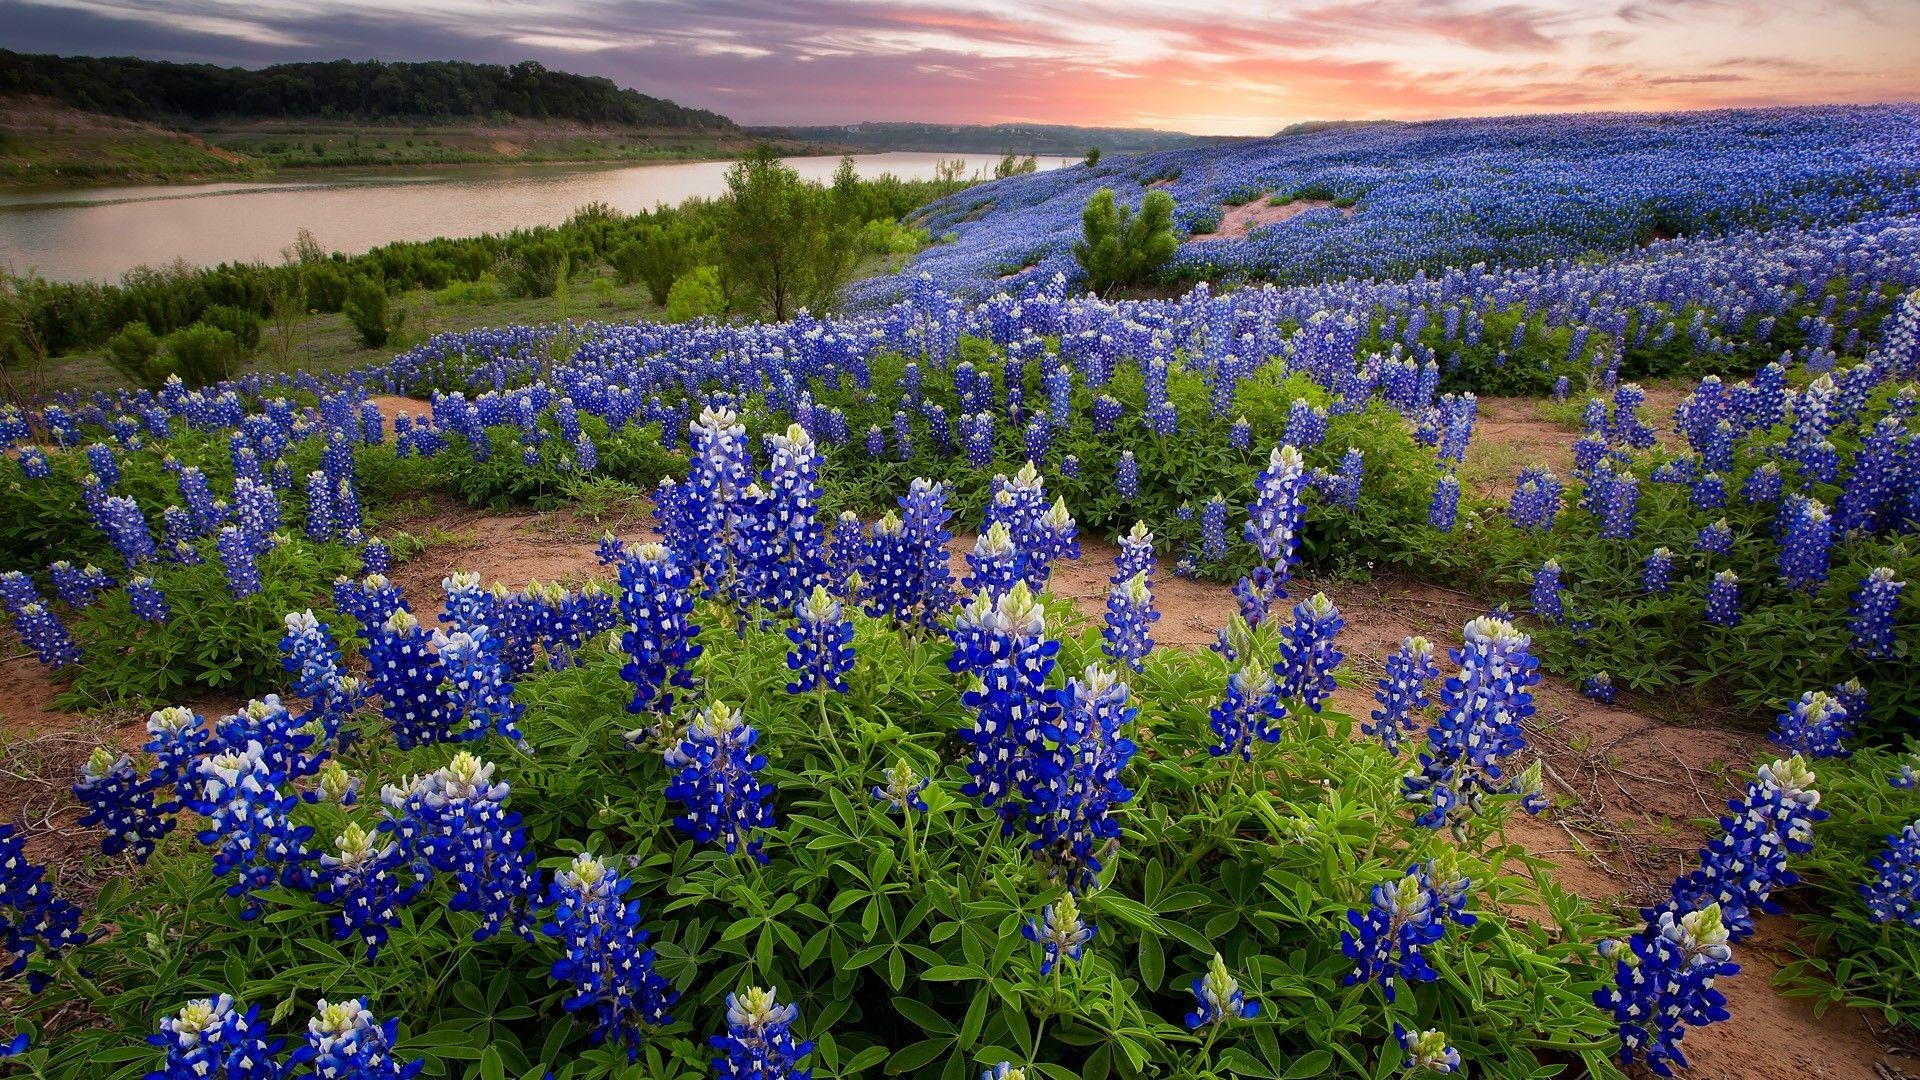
[664,701,776,863]
[1022,892,1094,975]
[1366,637,1438,756]
[13,602,81,669]
[710,987,812,1080]
[1341,860,1475,1002]
[50,561,113,608]
[1690,472,1726,511]
[1599,470,1638,539]
[1059,453,1079,478]
[1891,760,1918,791]
[192,741,315,918]
[1695,519,1733,555]
[1200,495,1228,563]
[380,753,536,941]
[1595,904,1738,1077]
[1585,672,1617,704]
[1769,690,1852,759]
[315,823,418,960]
[145,996,284,1080]
[544,853,677,1059]
[216,526,261,599]
[1849,568,1904,658]
[1274,593,1342,715]
[1742,460,1782,505]
[1704,570,1741,627]
[891,477,960,627]
[1093,394,1123,433]
[1283,399,1328,448]
[981,1065,1024,1080]
[290,999,423,1080]
[280,611,363,727]
[1831,677,1868,724]
[825,512,864,597]
[1245,445,1308,588]
[1665,756,1825,942]
[1396,1026,1461,1075]
[1861,822,1920,928]
[1101,572,1158,672]
[1428,472,1460,532]
[1777,496,1832,592]
[434,625,524,746]
[128,575,171,623]
[1,823,87,985]
[1531,560,1564,623]
[1185,952,1261,1029]
[871,759,929,813]
[16,447,49,479]
[1404,616,1543,831]
[1113,521,1155,587]
[99,495,157,567]
[364,610,466,749]
[85,443,119,487]
[1230,416,1251,449]
[963,522,1023,601]
[1115,450,1138,501]
[360,539,391,577]
[144,706,212,804]
[1642,548,1674,593]
[786,586,855,694]
[950,584,1061,827]
[1024,665,1138,890]
[617,544,704,721]
[74,747,175,862]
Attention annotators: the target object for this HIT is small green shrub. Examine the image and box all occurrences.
[1073,188,1179,297]
[103,321,162,388]
[157,322,241,387]
[664,265,727,322]
[343,277,398,348]
[199,303,262,353]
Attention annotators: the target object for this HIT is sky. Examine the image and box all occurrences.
[5,0,1919,134]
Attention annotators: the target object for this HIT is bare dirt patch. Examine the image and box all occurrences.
[367,395,436,431]
[1186,198,1353,243]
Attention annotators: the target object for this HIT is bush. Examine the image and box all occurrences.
[1072,188,1178,297]
[502,239,567,299]
[610,223,689,305]
[103,321,162,388]
[157,322,241,386]
[343,277,397,348]
[664,265,727,322]
[199,303,262,354]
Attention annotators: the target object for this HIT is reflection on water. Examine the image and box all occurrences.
[0,152,1072,283]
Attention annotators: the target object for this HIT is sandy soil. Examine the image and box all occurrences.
[1187,198,1354,243]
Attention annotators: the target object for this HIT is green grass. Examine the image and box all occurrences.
[39,267,669,393]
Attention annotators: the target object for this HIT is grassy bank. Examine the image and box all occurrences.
[0,98,834,189]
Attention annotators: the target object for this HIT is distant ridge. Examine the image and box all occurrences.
[0,51,737,130]
[749,121,1235,155]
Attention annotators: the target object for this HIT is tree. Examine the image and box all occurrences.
[719,145,859,321]
[1071,188,1179,298]
[1084,146,1102,168]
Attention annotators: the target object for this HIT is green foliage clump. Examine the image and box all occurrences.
[343,277,400,348]
[1073,188,1179,298]
[103,321,162,388]
[664,266,727,323]
[158,322,242,387]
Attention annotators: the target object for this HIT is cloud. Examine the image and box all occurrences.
[2,0,1915,134]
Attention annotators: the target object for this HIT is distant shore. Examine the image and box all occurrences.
[0,98,843,190]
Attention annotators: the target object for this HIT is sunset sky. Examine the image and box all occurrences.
[5,0,1918,133]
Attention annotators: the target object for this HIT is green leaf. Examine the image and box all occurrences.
[1137,934,1164,992]
[885,1038,952,1074]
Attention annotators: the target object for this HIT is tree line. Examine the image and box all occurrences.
[0,51,735,129]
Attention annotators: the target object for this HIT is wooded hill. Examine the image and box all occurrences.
[0,51,736,130]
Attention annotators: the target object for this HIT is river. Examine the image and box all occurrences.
[0,152,1073,284]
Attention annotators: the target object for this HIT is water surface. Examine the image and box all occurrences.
[0,152,1072,283]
